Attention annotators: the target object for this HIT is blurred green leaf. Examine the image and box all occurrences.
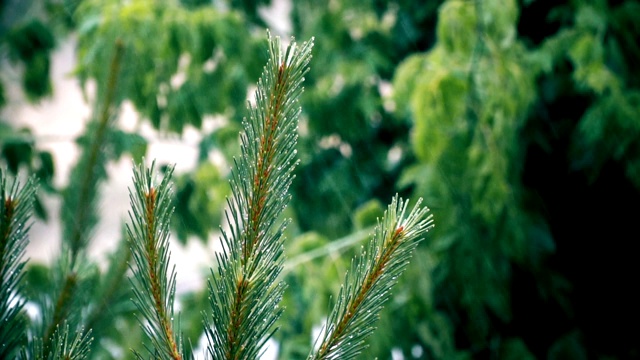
[172,162,227,243]
[110,130,147,162]
[353,198,384,229]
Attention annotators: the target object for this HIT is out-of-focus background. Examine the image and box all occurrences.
[2,0,640,359]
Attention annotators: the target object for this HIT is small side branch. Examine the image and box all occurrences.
[310,196,434,360]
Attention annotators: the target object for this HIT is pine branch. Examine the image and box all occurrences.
[62,39,125,264]
[205,33,313,359]
[127,161,183,360]
[0,170,37,358]
[41,259,97,357]
[309,196,434,360]
[40,39,124,357]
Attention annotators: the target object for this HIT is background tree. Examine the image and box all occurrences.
[2,0,640,358]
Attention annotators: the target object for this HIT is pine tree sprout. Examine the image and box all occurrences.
[309,196,434,360]
[126,162,183,360]
[204,33,313,359]
[0,171,36,358]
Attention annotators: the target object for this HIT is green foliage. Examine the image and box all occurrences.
[65,0,272,243]
[278,231,342,358]
[392,0,540,352]
[528,1,640,190]
[74,0,264,132]
[2,0,640,358]
[2,25,437,359]
[172,162,228,243]
[0,172,36,358]
[0,124,55,219]
[288,0,433,240]
[0,127,36,175]
[5,19,55,100]
[389,0,640,357]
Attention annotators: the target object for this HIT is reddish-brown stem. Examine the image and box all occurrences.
[228,60,290,358]
[243,61,289,265]
[0,197,15,265]
[226,276,250,360]
[144,188,182,360]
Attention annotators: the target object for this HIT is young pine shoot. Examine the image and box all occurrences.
[204,33,313,359]
[127,162,183,360]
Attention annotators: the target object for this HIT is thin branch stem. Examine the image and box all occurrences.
[283,228,374,275]
[142,187,182,360]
